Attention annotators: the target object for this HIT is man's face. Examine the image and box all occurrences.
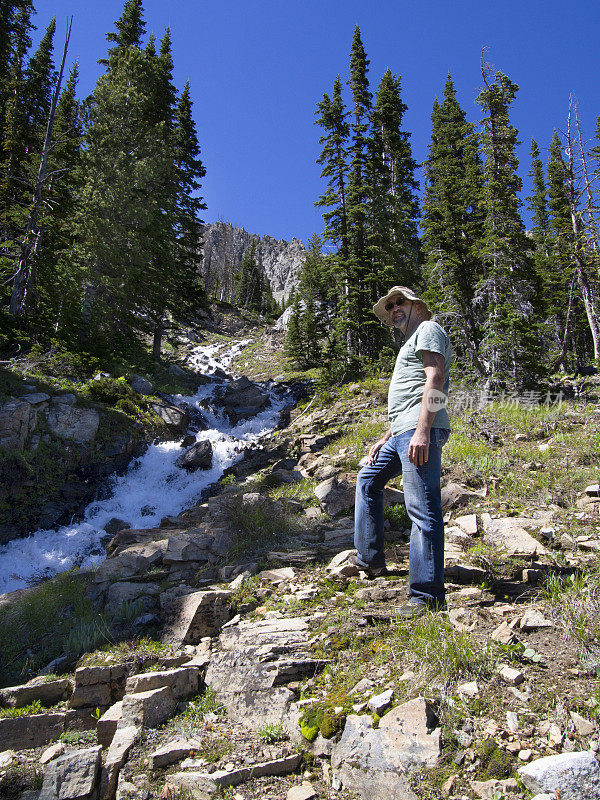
[386,295,413,332]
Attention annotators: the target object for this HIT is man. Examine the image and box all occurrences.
[352,286,451,618]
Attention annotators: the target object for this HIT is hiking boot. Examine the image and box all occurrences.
[396,601,446,620]
[347,553,388,579]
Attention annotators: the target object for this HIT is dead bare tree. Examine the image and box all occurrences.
[559,98,600,359]
[9,17,72,317]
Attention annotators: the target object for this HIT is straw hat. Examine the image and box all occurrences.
[373,286,432,326]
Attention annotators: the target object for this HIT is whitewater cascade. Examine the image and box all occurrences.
[0,340,291,595]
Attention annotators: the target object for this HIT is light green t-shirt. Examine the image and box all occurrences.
[388,320,452,436]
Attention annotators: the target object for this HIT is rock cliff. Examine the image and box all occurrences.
[200,222,305,301]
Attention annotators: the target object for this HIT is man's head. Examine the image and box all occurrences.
[373,286,432,333]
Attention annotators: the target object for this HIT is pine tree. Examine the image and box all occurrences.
[315,76,349,259]
[476,64,539,387]
[345,25,373,363]
[285,293,304,365]
[75,4,174,352]
[370,68,420,289]
[422,73,485,374]
[102,0,145,63]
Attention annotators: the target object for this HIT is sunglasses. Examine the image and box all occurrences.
[385,297,407,312]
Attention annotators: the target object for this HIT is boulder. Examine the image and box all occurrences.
[97,702,123,748]
[0,399,37,450]
[314,476,355,516]
[99,726,138,800]
[0,678,71,709]
[175,440,213,471]
[94,540,168,583]
[0,711,65,750]
[104,581,161,617]
[120,686,176,728]
[128,375,153,395]
[124,666,199,700]
[161,590,233,645]
[21,392,50,405]
[103,519,131,537]
[482,516,549,557]
[40,745,102,800]
[46,405,100,443]
[518,752,600,799]
[441,482,476,509]
[146,400,190,432]
[331,698,440,800]
[149,740,197,770]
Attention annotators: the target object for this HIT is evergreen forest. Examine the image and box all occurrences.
[1,2,599,390]
[287,27,600,389]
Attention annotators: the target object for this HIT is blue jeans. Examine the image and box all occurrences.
[354,428,450,608]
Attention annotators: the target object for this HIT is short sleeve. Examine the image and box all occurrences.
[414,321,448,360]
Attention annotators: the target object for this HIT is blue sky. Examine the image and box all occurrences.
[32,0,600,244]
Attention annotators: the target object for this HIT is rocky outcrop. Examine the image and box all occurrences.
[201,221,305,301]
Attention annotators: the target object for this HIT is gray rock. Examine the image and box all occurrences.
[0,750,17,768]
[368,689,393,715]
[94,541,168,583]
[22,392,51,405]
[161,590,232,646]
[314,477,355,517]
[97,702,123,748]
[69,683,112,710]
[124,667,199,700]
[52,394,77,406]
[0,678,71,709]
[103,519,131,537]
[163,534,214,564]
[286,783,317,800]
[168,753,302,795]
[149,740,197,770]
[146,400,190,432]
[0,712,65,750]
[518,751,600,799]
[46,405,100,443]
[120,686,176,729]
[99,726,138,800]
[441,482,476,510]
[175,440,213,471]
[0,399,37,450]
[200,221,304,300]
[104,581,161,616]
[331,698,440,800]
[128,375,153,395]
[40,745,102,800]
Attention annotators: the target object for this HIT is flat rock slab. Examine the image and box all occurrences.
[481,515,549,557]
[0,712,65,750]
[331,698,440,800]
[149,740,198,770]
[0,679,71,709]
[99,726,138,800]
[97,702,123,749]
[121,686,176,729]
[169,753,302,796]
[41,745,102,800]
[161,590,233,645]
[518,751,600,799]
[205,616,317,730]
[125,667,199,700]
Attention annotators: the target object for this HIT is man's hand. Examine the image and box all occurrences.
[408,428,429,466]
[367,432,391,464]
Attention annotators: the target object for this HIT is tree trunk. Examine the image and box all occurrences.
[10,19,72,317]
[152,315,164,361]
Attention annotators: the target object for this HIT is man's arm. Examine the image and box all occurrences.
[408,350,446,466]
[367,428,392,464]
